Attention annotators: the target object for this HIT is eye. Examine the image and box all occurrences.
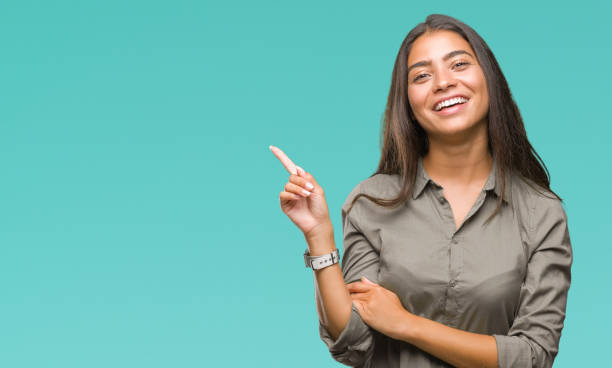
[413,73,428,82]
[411,61,470,83]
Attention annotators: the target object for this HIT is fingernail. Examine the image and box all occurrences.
[306,182,314,190]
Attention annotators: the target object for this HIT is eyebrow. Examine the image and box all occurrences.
[407,50,474,74]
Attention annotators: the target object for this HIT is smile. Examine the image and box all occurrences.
[433,98,469,116]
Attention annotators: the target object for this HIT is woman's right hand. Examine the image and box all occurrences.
[269,145,333,239]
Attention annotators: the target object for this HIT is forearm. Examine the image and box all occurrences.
[398,312,498,368]
[306,223,352,341]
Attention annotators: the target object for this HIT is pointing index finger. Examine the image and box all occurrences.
[269,145,297,175]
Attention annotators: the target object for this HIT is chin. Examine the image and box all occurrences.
[432,119,484,138]
[440,118,475,130]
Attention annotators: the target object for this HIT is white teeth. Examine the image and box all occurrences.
[435,97,468,111]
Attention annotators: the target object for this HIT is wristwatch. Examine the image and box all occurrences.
[304,248,340,270]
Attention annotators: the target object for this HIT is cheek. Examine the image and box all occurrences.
[474,77,489,112]
[463,73,489,111]
[407,88,427,113]
[473,70,488,97]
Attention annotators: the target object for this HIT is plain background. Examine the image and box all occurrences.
[0,0,609,366]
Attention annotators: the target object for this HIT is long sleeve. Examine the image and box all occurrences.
[493,195,573,368]
[318,184,380,367]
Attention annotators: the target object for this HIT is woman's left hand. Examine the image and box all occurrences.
[347,276,412,340]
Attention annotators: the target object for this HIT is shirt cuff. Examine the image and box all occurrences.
[493,334,533,368]
[318,304,375,366]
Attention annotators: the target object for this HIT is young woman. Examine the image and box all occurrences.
[271,13,572,368]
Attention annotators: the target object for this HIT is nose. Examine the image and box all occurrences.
[432,66,456,92]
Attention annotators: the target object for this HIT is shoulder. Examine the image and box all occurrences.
[341,173,401,216]
[510,173,569,248]
[511,173,566,216]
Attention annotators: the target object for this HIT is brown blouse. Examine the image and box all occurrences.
[318,156,572,368]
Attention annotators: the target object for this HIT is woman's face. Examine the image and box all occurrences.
[406,30,489,141]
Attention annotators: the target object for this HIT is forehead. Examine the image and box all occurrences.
[407,30,474,65]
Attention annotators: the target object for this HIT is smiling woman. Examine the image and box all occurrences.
[406,30,491,159]
[272,12,572,368]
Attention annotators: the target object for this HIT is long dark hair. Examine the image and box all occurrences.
[347,13,561,223]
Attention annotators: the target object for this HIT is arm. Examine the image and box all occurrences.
[492,197,573,367]
[348,277,498,367]
[395,312,498,368]
[307,222,352,340]
[313,185,380,366]
[270,148,376,365]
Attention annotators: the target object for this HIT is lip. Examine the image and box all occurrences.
[432,94,470,111]
[432,98,469,116]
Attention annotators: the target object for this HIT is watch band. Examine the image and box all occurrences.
[304,248,340,270]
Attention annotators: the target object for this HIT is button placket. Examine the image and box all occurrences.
[449,235,463,287]
[428,187,455,236]
[435,188,456,233]
[445,234,463,323]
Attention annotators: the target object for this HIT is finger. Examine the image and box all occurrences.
[346,282,371,293]
[301,169,320,187]
[285,182,312,198]
[294,166,321,192]
[295,166,319,191]
[269,145,297,175]
[362,276,378,286]
[279,191,300,202]
[350,293,368,302]
[289,174,315,192]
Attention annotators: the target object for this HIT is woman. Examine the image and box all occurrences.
[270,13,572,368]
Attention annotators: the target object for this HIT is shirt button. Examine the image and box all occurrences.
[451,238,458,245]
[438,197,445,204]
[449,280,456,287]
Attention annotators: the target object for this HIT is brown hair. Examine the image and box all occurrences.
[346,14,561,223]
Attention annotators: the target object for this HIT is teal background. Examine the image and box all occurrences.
[0,0,608,366]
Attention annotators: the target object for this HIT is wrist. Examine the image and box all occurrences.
[395,310,420,343]
[304,220,335,254]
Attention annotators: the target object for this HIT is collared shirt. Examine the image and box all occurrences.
[318,156,573,368]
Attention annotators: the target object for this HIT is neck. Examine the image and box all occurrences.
[422,121,492,186]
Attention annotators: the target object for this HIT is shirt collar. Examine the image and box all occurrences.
[412,156,511,204]
[412,157,430,200]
